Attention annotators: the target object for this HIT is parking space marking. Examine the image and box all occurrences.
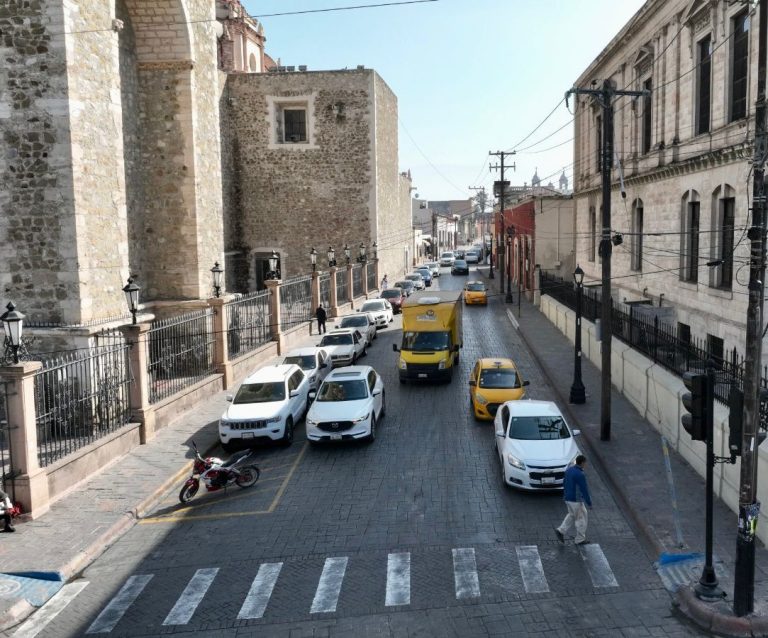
[310,557,348,613]
[452,548,480,599]
[162,568,219,625]
[86,574,153,634]
[237,562,283,620]
[385,552,411,606]
[516,546,549,594]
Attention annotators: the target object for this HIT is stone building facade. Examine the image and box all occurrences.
[216,0,266,74]
[220,69,413,290]
[573,0,760,361]
[0,0,225,328]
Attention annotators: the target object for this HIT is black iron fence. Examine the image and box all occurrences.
[336,269,349,304]
[34,343,132,468]
[539,271,768,408]
[352,264,364,298]
[367,264,376,292]
[146,309,215,404]
[226,290,272,358]
[280,275,312,331]
[319,273,331,309]
[0,382,14,496]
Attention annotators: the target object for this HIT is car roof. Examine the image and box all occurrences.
[284,347,326,357]
[326,365,371,379]
[505,400,563,417]
[244,363,300,383]
[465,280,485,286]
[326,328,357,335]
[340,314,369,320]
[477,357,517,369]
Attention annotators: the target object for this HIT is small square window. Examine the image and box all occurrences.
[283,108,307,143]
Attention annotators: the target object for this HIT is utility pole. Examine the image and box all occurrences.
[734,0,768,617]
[490,151,515,301]
[566,79,647,441]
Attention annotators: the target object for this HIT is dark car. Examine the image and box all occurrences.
[380,288,404,313]
[452,259,469,275]
[393,280,415,297]
[415,267,433,287]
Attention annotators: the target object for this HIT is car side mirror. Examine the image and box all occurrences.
[225,394,234,402]
[573,429,581,436]
[309,391,317,401]
[469,380,476,386]
[392,344,399,352]
[522,380,530,387]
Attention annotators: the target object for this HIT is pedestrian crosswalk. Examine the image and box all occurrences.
[15,543,621,636]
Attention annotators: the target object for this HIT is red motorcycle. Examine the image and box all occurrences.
[179,441,261,503]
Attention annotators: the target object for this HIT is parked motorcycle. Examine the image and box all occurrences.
[179,441,260,503]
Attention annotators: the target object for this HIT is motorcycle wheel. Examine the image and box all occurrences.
[179,481,199,503]
[235,466,260,488]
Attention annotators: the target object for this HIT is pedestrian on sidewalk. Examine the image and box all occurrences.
[555,455,591,545]
[380,274,389,290]
[0,488,16,533]
[315,305,327,334]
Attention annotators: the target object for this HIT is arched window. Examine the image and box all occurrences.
[680,190,700,283]
[249,53,258,72]
[630,198,643,271]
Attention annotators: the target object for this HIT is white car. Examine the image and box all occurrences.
[219,364,309,451]
[439,251,455,267]
[339,313,377,345]
[282,347,332,391]
[359,299,394,328]
[465,250,480,264]
[306,366,386,443]
[405,273,425,290]
[494,400,581,491]
[424,261,440,277]
[318,328,367,366]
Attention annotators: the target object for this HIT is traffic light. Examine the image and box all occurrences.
[682,372,708,441]
[729,386,768,461]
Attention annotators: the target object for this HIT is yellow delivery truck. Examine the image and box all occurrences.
[393,290,463,383]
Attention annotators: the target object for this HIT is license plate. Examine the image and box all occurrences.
[541,476,555,485]
[242,432,254,439]
[330,434,342,441]
[418,373,428,378]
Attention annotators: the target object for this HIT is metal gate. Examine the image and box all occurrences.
[0,381,16,500]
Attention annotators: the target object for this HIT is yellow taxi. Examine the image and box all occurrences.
[469,358,529,420]
[463,281,488,305]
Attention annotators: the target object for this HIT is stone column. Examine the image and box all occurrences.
[265,279,284,354]
[208,296,233,389]
[347,262,355,309]
[1,361,50,518]
[328,267,340,319]
[119,323,156,444]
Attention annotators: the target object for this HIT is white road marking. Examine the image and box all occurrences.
[580,544,618,588]
[452,548,480,599]
[162,567,219,625]
[310,557,348,613]
[237,562,283,620]
[13,581,89,638]
[86,574,153,634]
[516,545,549,594]
[385,552,411,606]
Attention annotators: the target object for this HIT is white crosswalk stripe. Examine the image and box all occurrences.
[452,548,480,599]
[162,567,219,625]
[86,574,153,634]
[385,552,411,606]
[13,581,89,638]
[76,544,619,632]
[237,562,283,620]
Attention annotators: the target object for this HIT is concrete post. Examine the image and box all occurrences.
[329,267,340,319]
[119,323,156,444]
[265,279,284,354]
[347,262,355,309]
[208,296,233,389]
[0,361,50,517]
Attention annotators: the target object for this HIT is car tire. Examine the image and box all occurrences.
[380,391,386,419]
[365,414,376,443]
[362,346,367,358]
[352,354,357,364]
[281,417,294,447]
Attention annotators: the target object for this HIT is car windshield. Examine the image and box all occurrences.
[454,260,467,267]
[234,382,285,404]
[417,269,430,276]
[466,283,485,292]
[479,369,520,389]
[508,416,570,440]
[321,334,353,346]
[340,316,368,328]
[381,290,401,299]
[395,281,412,290]
[406,275,421,281]
[362,302,385,312]
[283,355,316,370]
[317,379,369,402]
[401,331,450,351]
[441,253,453,259]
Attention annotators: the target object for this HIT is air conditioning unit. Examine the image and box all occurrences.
[298,65,308,72]
[287,66,295,72]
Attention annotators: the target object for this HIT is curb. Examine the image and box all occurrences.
[0,597,34,633]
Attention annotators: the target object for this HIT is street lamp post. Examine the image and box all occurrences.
[210,262,223,298]
[1,302,25,364]
[310,247,317,272]
[488,213,495,279]
[122,277,140,325]
[327,246,337,268]
[344,244,351,265]
[372,241,378,260]
[569,265,586,404]
[358,242,367,263]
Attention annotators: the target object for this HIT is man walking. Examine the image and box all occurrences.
[315,305,327,335]
[555,455,591,545]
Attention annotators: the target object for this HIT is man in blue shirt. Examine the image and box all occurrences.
[555,455,591,545]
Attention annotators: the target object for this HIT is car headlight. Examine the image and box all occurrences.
[266,416,281,423]
[507,454,526,470]
[219,419,231,428]
[352,414,368,423]
[399,358,407,370]
[474,393,488,406]
[306,417,317,427]
[438,359,446,370]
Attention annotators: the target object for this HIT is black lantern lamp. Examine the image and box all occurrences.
[266,250,280,280]
[310,247,318,272]
[344,244,351,265]
[373,241,378,260]
[327,246,337,268]
[358,242,367,263]
[1,302,25,364]
[122,277,140,325]
[210,262,223,298]
[569,264,586,404]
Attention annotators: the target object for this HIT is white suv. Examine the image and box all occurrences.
[359,299,394,328]
[219,364,309,451]
[439,251,455,267]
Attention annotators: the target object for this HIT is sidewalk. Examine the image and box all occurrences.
[479,267,768,636]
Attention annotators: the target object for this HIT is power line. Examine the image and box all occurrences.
[254,0,439,18]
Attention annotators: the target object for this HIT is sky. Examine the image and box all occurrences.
[245,0,647,203]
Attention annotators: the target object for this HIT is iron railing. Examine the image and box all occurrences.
[280,275,312,331]
[34,343,132,468]
[146,309,215,404]
[352,264,364,298]
[336,269,349,304]
[367,263,377,292]
[226,290,272,358]
[540,271,768,408]
[0,382,13,496]
[319,272,331,309]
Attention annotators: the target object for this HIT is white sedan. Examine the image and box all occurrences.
[306,366,386,443]
[359,299,393,328]
[339,313,377,345]
[494,400,581,491]
[318,329,367,367]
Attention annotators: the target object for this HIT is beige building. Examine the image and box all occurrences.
[573,0,760,362]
